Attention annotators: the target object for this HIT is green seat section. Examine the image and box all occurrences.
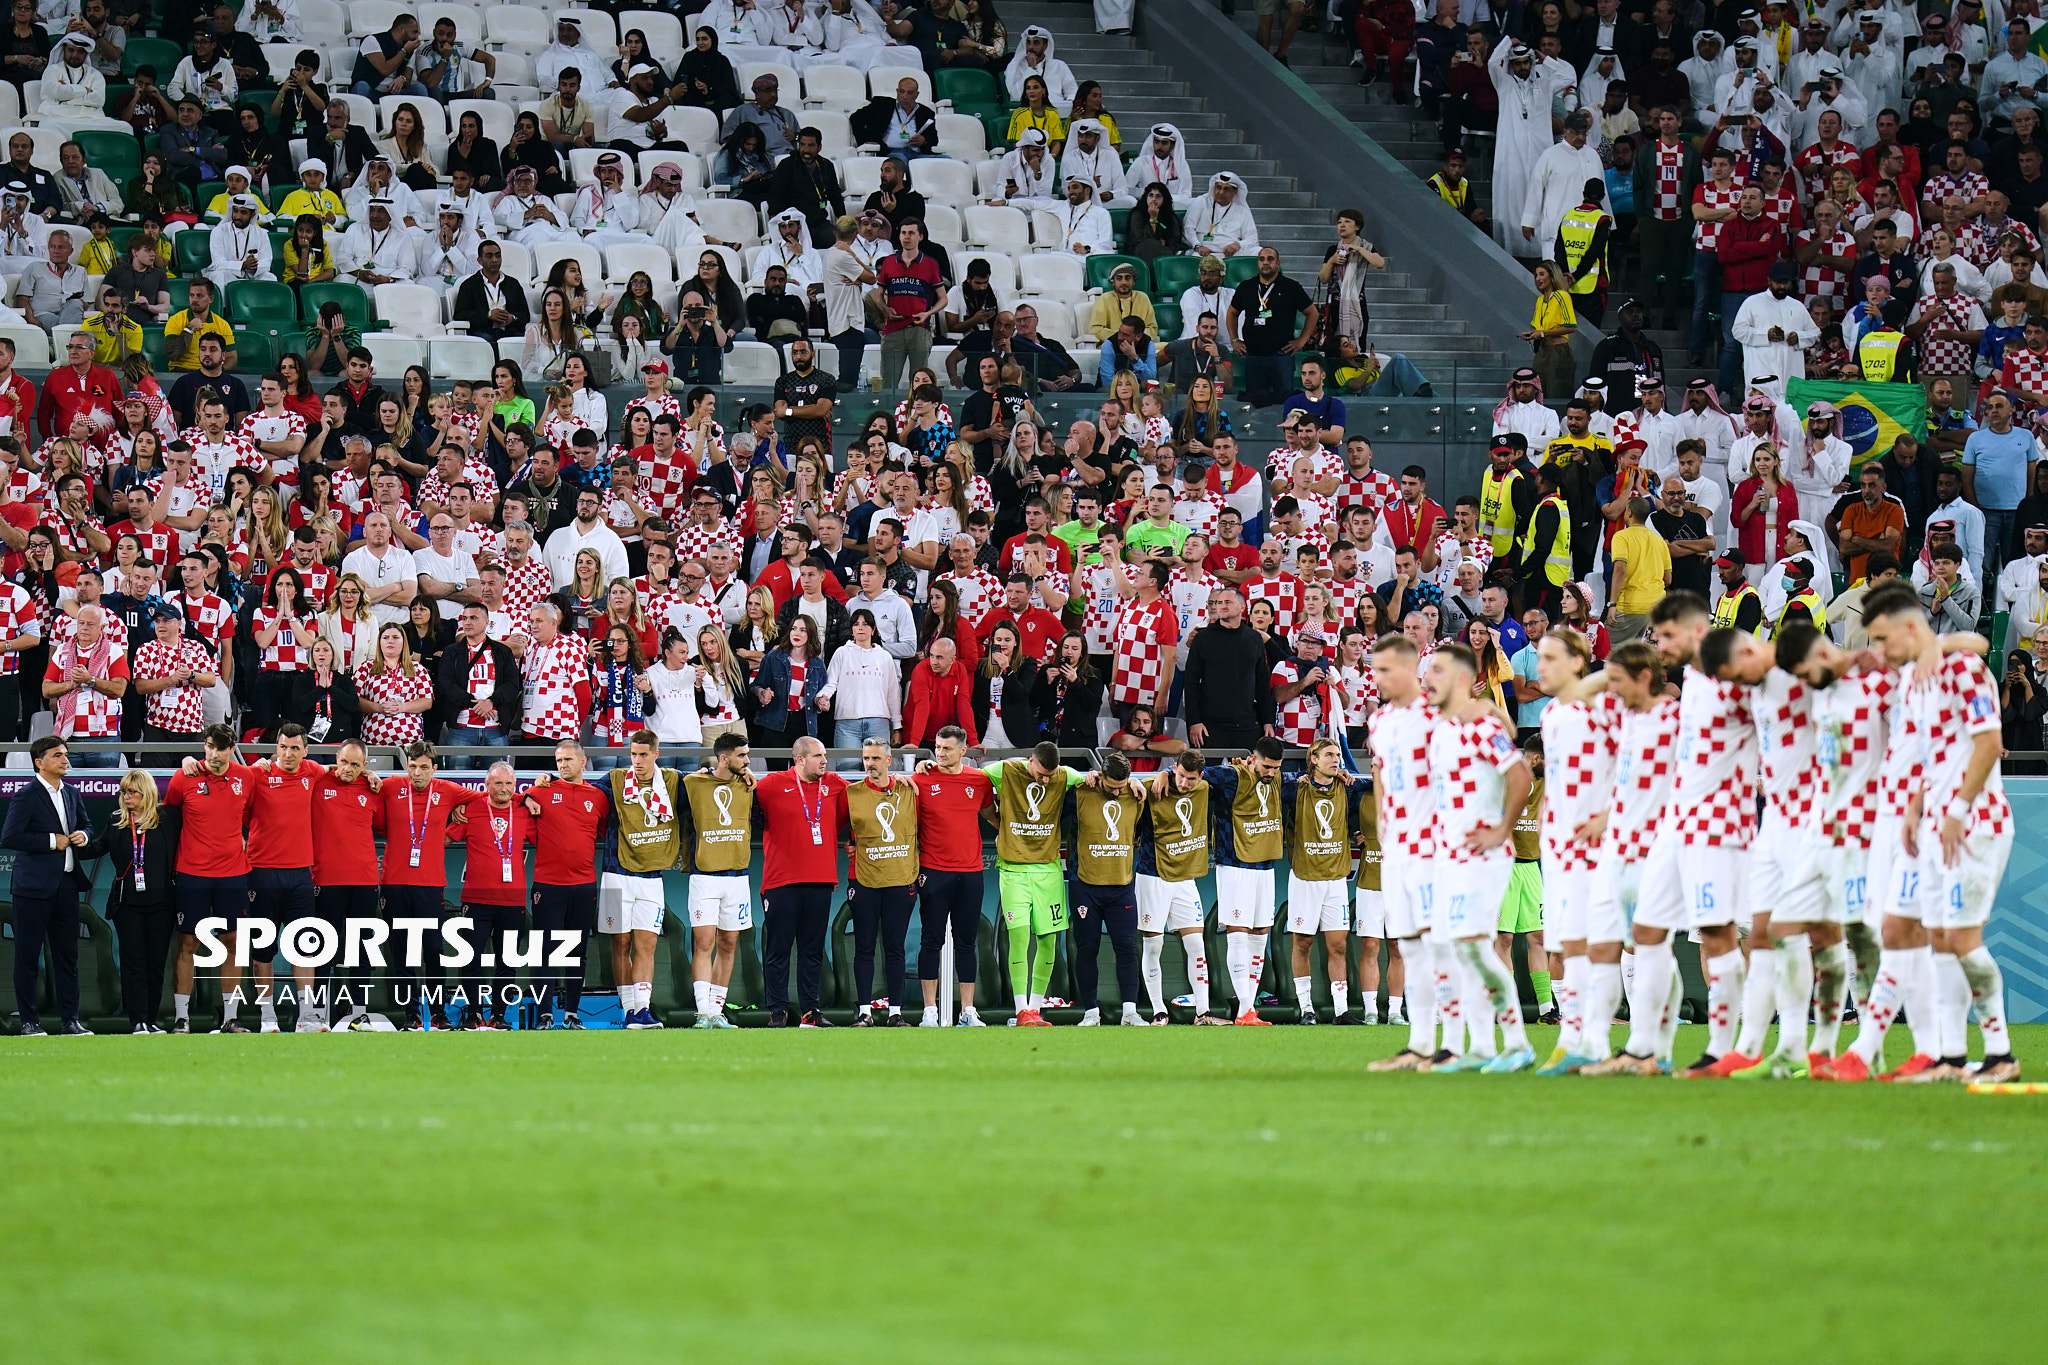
[1149,254,1203,297]
[300,281,374,330]
[1152,300,1181,340]
[1223,255,1260,287]
[172,229,211,276]
[121,37,183,78]
[934,68,1000,106]
[1084,252,1149,293]
[73,130,142,189]
[226,278,297,324]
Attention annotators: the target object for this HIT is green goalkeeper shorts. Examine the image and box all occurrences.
[997,861,1068,936]
[1498,862,1544,933]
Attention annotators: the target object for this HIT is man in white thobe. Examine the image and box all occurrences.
[1788,400,1854,528]
[1492,40,1557,260]
[1730,261,1813,403]
[1520,110,1606,260]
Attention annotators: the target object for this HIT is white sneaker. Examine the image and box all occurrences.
[957,1007,986,1027]
[919,1007,941,1027]
[295,1019,328,1033]
[259,1019,281,1034]
[1121,1009,1145,1026]
[1078,1008,1101,1026]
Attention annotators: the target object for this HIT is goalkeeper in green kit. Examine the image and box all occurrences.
[984,740,1098,1026]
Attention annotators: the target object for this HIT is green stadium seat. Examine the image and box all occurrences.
[268,230,290,264]
[1223,256,1260,287]
[172,230,211,276]
[1150,255,1203,297]
[226,278,297,324]
[266,186,298,214]
[102,82,130,117]
[122,36,182,78]
[934,68,1000,107]
[300,281,373,331]
[138,325,168,369]
[1084,252,1148,293]
[1106,206,1129,237]
[232,328,280,371]
[73,130,141,187]
[969,107,1009,148]
[1152,300,1181,340]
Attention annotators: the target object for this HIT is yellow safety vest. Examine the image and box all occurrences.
[1858,329,1905,382]
[1479,466,1523,556]
[1428,173,1469,212]
[1518,493,1572,586]
[1558,207,1606,295]
[1775,589,1827,635]
[1712,580,1763,636]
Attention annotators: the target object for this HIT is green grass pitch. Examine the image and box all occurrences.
[8,1024,2048,1362]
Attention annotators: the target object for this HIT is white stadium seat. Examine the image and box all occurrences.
[486,6,550,52]
[922,203,962,245]
[430,335,500,379]
[963,204,1028,251]
[559,8,617,49]
[300,0,347,43]
[373,283,448,336]
[802,64,866,113]
[666,106,720,156]
[722,340,782,385]
[912,157,973,207]
[808,110,852,157]
[967,251,1017,292]
[3,126,61,173]
[263,46,313,82]
[491,51,537,92]
[450,98,512,150]
[360,332,426,374]
[1023,299,1073,342]
[840,155,884,198]
[1028,209,1065,247]
[974,159,1007,200]
[694,197,760,246]
[494,240,535,283]
[381,95,448,136]
[530,240,602,288]
[0,325,48,365]
[347,0,404,39]
[934,113,985,160]
[867,65,930,104]
[737,62,801,102]
[604,241,673,285]
[619,10,683,54]
[636,150,703,190]
[1018,252,1084,298]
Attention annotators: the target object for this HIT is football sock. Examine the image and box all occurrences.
[1934,952,1970,1061]
[1293,975,1313,1015]
[1557,955,1586,1055]
[1581,960,1622,1059]
[1705,949,1746,1058]
[1032,932,1057,1004]
[692,980,710,1016]
[258,997,278,1028]
[1771,933,1812,1059]
[1452,944,1496,1059]
[1620,949,1635,994]
[1432,936,1462,1053]
[1141,936,1166,1016]
[1811,941,1850,1054]
[1656,966,1685,1061]
[1399,938,1433,1055]
[1899,945,1934,1059]
[1849,949,1905,1065]
[1960,946,2012,1057]
[1331,979,1349,1017]
[1184,936,1210,1015]
[1529,969,1553,1008]
[174,994,189,1023]
[1733,946,1776,1058]
[1245,934,1266,1011]
[1227,932,1253,1015]
[1464,938,1528,1053]
[710,984,728,1014]
[1623,939,1673,1057]
[1846,922,1880,1001]
[1007,924,1031,1001]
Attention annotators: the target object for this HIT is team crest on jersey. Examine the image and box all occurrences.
[1488,729,1514,758]
[582,799,593,812]
[228,779,243,795]
[357,793,368,806]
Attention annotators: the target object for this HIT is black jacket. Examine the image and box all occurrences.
[1032,666,1105,747]
[452,271,531,343]
[504,474,577,537]
[974,658,1041,744]
[313,125,380,187]
[766,151,845,246]
[287,668,361,743]
[0,774,95,898]
[83,807,182,914]
[849,97,938,153]
[775,592,851,658]
[1183,621,1276,731]
[434,635,524,736]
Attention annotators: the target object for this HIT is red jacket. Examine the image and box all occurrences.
[973,604,1064,663]
[36,362,121,444]
[753,555,850,612]
[1717,211,1787,293]
[901,658,977,748]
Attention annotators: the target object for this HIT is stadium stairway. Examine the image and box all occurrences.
[1002,1,1513,395]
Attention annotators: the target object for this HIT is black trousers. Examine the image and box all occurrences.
[849,881,915,1007]
[12,890,81,1026]
[113,902,175,1027]
[1069,880,1140,1011]
[1199,724,1265,753]
[459,901,526,1021]
[0,672,20,744]
[762,882,833,1016]
[917,869,984,984]
[317,884,380,1012]
[381,884,448,1014]
[531,882,597,1016]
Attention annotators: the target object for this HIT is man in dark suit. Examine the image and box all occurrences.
[436,602,524,764]
[2,735,97,1034]
[451,240,531,347]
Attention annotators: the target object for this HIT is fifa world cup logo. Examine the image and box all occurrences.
[1102,798,1123,843]
[876,798,897,844]
[712,785,734,827]
[1253,783,1270,817]
[1025,783,1046,822]
[1174,797,1194,837]
[1315,799,1335,840]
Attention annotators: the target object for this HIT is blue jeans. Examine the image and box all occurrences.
[1690,248,1720,362]
[443,725,510,769]
[1244,352,1291,407]
[66,746,122,767]
[1718,289,1755,399]
[1983,507,2016,590]
[354,80,430,98]
[1364,352,1431,396]
[833,716,892,748]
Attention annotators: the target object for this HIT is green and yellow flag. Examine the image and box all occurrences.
[1783,377,1927,468]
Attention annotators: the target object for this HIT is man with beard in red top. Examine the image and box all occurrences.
[378,739,470,1030]
[912,725,995,1026]
[524,737,610,1028]
[448,761,540,1029]
[238,723,327,1030]
[165,725,256,1032]
[310,737,386,1030]
[753,735,851,1028]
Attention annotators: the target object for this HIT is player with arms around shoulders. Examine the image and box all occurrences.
[840,736,919,1025]
[447,761,539,1029]
[524,739,610,1028]
[603,729,688,1029]
[984,740,1093,1026]
[310,737,386,1031]
[164,725,258,1033]
[377,740,471,1031]
[1280,736,1367,1025]
[913,725,995,1026]
[1067,750,1148,1026]
[1201,735,1287,1025]
[1424,643,1538,1072]
[678,730,755,1028]
[1136,751,1215,1026]
[1365,633,1445,1070]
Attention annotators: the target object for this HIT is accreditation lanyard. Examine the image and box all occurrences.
[795,776,824,846]
[492,806,516,884]
[404,782,429,868]
[131,827,147,892]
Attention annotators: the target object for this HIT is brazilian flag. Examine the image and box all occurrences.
[1783,378,1927,468]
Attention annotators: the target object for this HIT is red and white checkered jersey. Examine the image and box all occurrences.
[1431,532,1493,592]
[1428,710,1522,867]
[1758,181,1802,237]
[1607,694,1679,863]
[1539,692,1620,871]
[448,407,485,449]
[1666,666,1759,848]
[1079,561,1125,654]
[938,567,1003,623]
[1878,662,1923,818]
[1754,667,1819,828]
[0,581,36,675]
[284,560,336,607]
[107,521,177,570]
[1367,696,1437,858]
[133,637,212,732]
[1168,567,1218,666]
[1648,138,1686,221]
[47,643,123,737]
[1244,572,1303,639]
[47,608,127,656]
[539,411,596,453]
[1796,227,1856,304]
[2001,343,2048,397]
[1334,468,1399,514]
[253,606,316,672]
[1271,656,1330,747]
[521,631,590,740]
[181,430,263,495]
[501,557,555,623]
[456,523,504,565]
[1028,567,1069,616]
[640,456,696,522]
[1109,594,1178,706]
[1692,182,1743,251]
[1267,443,1340,483]
[1172,494,1223,540]
[1794,141,1861,205]
[625,392,681,428]
[1919,171,1988,216]
[332,469,371,515]
[679,421,725,470]
[4,467,43,506]
[1907,651,2012,836]
[452,639,501,728]
[1325,573,1375,626]
[48,513,97,559]
[419,457,500,508]
[235,409,307,480]
[1911,290,1987,375]
[1335,662,1377,726]
[1813,667,1896,848]
[165,590,232,656]
[1286,490,1336,535]
[357,662,436,746]
[672,517,738,566]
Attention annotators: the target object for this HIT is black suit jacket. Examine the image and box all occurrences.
[2,776,95,899]
[452,272,532,343]
[849,97,938,152]
[434,636,524,736]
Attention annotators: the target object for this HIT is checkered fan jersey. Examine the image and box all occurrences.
[1692,182,1743,251]
[1272,657,1329,748]
[938,568,1003,623]
[0,582,35,675]
[521,632,591,740]
[1334,469,1400,515]
[501,558,556,623]
[1796,227,1856,305]
[133,638,212,733]
[1649,140,1686,221]
[1243,574,1303,640]
[253,607,316,672]
[1913,292,1988,375]
[1367,697,1437,859]
[1539,692,1620,870]
[358,663,436,746]
[1109,595,1178,706]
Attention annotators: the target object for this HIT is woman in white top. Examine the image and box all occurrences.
[642,626,706,744]
[1916,226,1990,302]
[820,608,902,748]
[694,623,747,747]
[316,571,378,674]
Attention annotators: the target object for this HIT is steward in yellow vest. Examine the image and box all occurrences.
[1553,184,1613,321]
[1480,438,1534,559]
[1516,468,1573,607]
[1855,325,1916,383]
[1711,553,1766,635]
[1774,565,1828,636]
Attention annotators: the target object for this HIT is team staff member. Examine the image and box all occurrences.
[525,738,610,1029]
[603,729,688,1030]
[1,737,95,1035]
[243,724,325,1031]
[1350,778,1397,1026]
[1137,752,1215,1026]
[1203,737,1287,1024]
[1280,738,1367,1025]
[680,731,756,1028]
[311,738,385,1030]
[164,726,258,1033]
[914,724,994,1027]
[1068,751,1147,1027]
[85,770,183,1033]
[378,740,469,1031]
[984,741,1094,1027]
[449,761,538,1029]
[754,735,851,1028]
[840,736,919,1026]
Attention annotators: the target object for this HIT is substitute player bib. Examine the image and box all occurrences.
[1149,781,1210,881]
[1073,787,1139,887]
[683,772,753,873]
[1231,767,1285,864]
[1288,777,1352,882]
[1355,793,1382,892]
[994,760,1070,865]
[1512,775,1544,861]
[845,779,918,888]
